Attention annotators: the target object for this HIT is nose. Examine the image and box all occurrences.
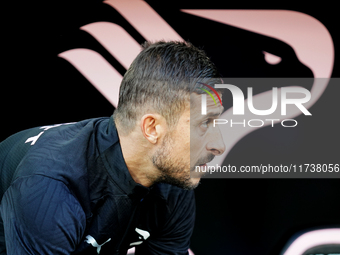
[206,127,225,156]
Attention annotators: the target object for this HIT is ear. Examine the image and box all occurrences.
[140,114,166,144]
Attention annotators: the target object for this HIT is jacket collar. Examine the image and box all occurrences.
[99,116,150,199]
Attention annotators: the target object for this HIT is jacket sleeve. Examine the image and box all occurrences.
[135,189,196,255]
[0,175,86,255]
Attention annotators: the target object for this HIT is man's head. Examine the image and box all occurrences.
[114,41,225,190]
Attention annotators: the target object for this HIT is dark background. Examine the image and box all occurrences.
[2,1,339,254]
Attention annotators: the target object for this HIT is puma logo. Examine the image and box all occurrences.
[85,235,111,254]
[129,228,150,246]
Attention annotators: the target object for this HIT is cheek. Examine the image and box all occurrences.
[172,138,190,166]
[190,133,206,160]
[174,126,190,151]
[173,140,190,162]
[182,136,191,161]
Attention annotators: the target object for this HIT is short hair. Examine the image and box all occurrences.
[113,40,219,134]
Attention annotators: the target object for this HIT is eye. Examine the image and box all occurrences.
[201,120,208,128]
[199,119,210,133]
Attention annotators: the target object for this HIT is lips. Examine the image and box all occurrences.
[196,154,215,167]
[190,164,207,178]
[197,164,207,172]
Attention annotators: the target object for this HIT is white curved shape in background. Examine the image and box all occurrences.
[282,228,340,255]
[59,0,184,108]
[58,49,123,106]
[263,51,282,65]
[81,22,142,70]
[104,0,183,41]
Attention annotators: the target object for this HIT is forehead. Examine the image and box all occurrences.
[189,92,224,120]
[190,92,223,109]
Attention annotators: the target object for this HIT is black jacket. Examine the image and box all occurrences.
[0,116,195,255]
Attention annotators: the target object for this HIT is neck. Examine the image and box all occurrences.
[116,125,158,188]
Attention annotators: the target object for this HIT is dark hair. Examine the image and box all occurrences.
[113,40,219,134]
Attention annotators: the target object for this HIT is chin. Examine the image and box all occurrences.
[181,177,201,190]
[160,174,201,190]
[190,177,201,187]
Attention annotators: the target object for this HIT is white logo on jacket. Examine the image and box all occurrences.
[129,228,150,246]
[85,235,111,254]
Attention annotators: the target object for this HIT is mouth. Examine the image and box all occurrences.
[197,154,215,167]
[192,155,215,174]
[196,163,207,172]
[190,163,208,178]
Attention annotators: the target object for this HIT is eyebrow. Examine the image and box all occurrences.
[205,112,221,118]
[202,106,225,118]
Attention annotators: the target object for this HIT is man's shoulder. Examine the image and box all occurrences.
[18,117,111,171]
[1,116,110,148]
[0,116,113,195]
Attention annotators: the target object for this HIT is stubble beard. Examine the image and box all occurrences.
[151,133,199,190]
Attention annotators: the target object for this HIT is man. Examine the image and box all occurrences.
[0,41,225,254]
